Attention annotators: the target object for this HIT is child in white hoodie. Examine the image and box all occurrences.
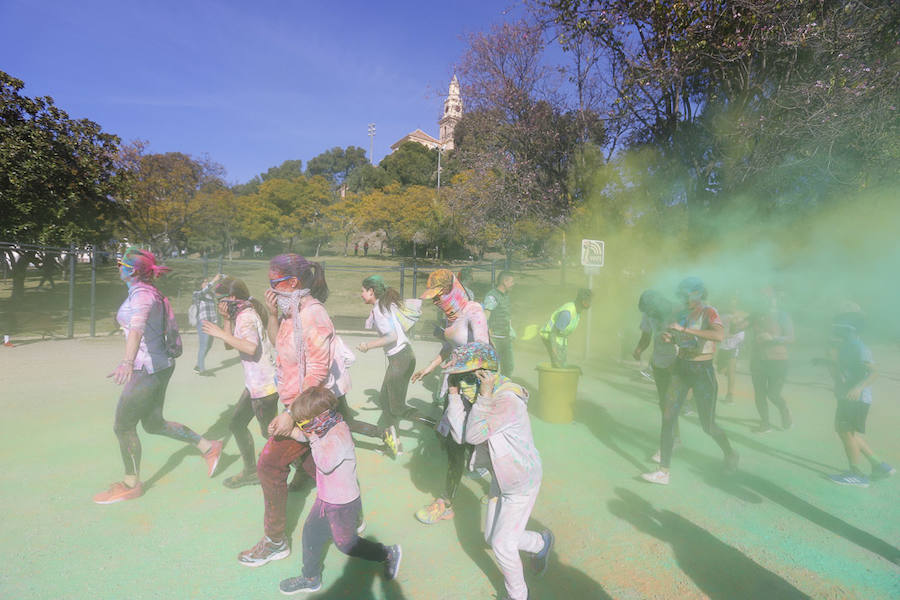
[444,342,552,600]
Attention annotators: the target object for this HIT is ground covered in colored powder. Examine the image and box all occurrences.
[0,332,897,599]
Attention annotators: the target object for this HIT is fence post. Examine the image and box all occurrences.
[90,245,97,337]
[399,264,405,298]
[218,254,224,274]
[67,243,76,338]
[202,253,209,279]
[491,260,496,286]
[412,261,418,298]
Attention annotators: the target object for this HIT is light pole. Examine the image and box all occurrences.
[436,143,444,195]
[368,123,376,164]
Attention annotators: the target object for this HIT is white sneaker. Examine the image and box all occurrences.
[650,450,661,464]
[357,519,367,535]
[641,470,670,485]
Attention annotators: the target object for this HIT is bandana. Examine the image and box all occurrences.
[434,277,469,323]
[299,408,343,438]
[274,288,311,366]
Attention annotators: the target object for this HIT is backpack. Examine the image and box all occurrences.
[155,291,183,358]
[188,302,198,327]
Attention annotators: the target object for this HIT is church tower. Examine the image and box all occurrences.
[438,75,462,150]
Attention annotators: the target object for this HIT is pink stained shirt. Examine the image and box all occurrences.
[306,421,361,505]
[233,309,277,399]
[275,296,335,406]
[116,282,174,374]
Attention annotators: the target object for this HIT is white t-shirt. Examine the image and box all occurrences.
[366,304,409,357]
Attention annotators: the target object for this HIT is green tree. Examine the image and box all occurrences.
[344,162,395,193]
[379,142,439,187]
[0,71,125,299]
[306,146,369,185]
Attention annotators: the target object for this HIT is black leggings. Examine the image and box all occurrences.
[660,360,733,468]
[230,390,279,472]
[113,366,202,476]
[750,359,789,426]
[375,345,425,431]
[652,364,680,442]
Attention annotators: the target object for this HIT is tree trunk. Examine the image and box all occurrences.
[10,251,36,301]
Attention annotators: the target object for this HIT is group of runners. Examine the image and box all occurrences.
[632,278,895,488]
[91,246,893,598]
[94,247,552,600]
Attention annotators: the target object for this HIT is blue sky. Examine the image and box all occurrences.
[1,0,523,184]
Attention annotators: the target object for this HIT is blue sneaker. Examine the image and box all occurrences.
[531,529,554,576]
[279,574,322,595]
[871,462,896,480]
[827,471,870,487]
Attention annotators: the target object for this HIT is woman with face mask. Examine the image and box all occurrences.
[410,269,490,525]
[239,253,376,567]
[200,276,278,488]
[93,247,223,505]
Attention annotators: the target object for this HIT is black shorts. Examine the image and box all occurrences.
[834,399,870,434]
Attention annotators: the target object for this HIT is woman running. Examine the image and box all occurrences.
[93,247,223,505]
[410,269,489,525]
[238,253,371,567]
[200,276,279,488]
[748,286,794,432]
[357,275,426,458]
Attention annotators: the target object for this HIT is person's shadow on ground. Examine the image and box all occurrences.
[608,487,812,599]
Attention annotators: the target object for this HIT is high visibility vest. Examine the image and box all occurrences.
[540,301,579,344]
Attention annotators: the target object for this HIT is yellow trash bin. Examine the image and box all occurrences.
[535,363,581,424]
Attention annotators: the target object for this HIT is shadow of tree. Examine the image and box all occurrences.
[608,487,812,599]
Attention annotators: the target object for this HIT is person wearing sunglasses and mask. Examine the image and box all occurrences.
[443,342,552,600]
[93,248,222,504]
[200,276,278,488]
[410,269,490,525]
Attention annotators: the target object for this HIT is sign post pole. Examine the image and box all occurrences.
[580,239,605,361]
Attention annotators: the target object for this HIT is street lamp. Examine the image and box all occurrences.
[368,123,376,164]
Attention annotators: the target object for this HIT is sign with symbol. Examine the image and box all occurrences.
[581,239,604,267]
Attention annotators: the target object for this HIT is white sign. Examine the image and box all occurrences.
[581,239,605,267]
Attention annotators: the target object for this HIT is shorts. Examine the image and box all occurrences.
[834,399,870,434]
[716,348,738,371]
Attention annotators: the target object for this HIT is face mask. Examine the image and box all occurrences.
[274,289,305,315]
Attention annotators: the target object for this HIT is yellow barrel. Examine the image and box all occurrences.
[535,362,581,423]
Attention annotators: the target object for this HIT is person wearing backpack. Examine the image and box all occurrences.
[357,274,428,458]
[94,247,223,505]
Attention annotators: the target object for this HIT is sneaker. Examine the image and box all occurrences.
[682,409,697,417]
[384,544,402,580]
[279,575,321,595]
[532,529,554,576]
[415,498,454,524]
[193,366,202,374]
[204,440,223,477]
[93,481,143,504]
[724,451,740,474]
[752,423,774,434]
[383,426,402,458]
[641,470,670,485]
[223,470,259,488]
[650,449,661,464]
[780,408,793,430]
[871,462,896,480]
[238,536,290,567]
[827,471,870,487]
[3,341,14,348]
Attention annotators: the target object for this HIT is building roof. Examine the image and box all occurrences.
[390,128,441,151]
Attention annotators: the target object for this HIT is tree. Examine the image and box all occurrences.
[0,71,125,299]
[253,175,331,251]
[233,159,304,196]
[326,198,362,256]
[306,146,369,186]
[344,162,395,193]
[379,142,439,187]
[117,142,225,254]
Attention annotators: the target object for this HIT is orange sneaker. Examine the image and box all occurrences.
[415,498,454,524]
[204,440,223,477]
[94,481,143,504]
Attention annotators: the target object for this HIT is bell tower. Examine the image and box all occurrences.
[439,75,462,150]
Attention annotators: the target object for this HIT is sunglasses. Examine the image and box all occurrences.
[450,373,479,387]
[269,275,294,288]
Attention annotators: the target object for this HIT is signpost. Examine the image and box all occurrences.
[581,239,604,359]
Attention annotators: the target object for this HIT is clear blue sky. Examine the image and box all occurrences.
[1,0,523,184]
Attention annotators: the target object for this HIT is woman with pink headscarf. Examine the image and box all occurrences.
[410,268,489,525]
[93,247,223,505]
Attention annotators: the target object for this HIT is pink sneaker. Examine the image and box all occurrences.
[204,440,223,477]
[94,481,143,504]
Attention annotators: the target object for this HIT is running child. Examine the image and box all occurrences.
[278,386,401,594]
[821,311,895,487]
[443,342,552,600]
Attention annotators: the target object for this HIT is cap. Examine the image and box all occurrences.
[420,269,454,299]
